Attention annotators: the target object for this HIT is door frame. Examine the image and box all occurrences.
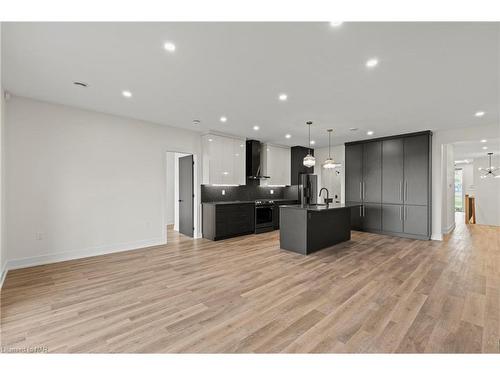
[163,151,200,244]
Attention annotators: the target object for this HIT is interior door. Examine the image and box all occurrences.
[179,155,194,237]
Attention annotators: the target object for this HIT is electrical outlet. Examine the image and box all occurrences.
[270,189,274,194]
[35,232,44,240]
[222,189,225,195]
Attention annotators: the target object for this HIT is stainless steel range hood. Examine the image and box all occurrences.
[246,140,270,182]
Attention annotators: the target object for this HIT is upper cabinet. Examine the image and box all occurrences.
[202,134,246,185]
[262,144,291,186]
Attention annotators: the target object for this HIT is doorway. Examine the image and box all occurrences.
[165,151,198,243]
[454,168,463,212]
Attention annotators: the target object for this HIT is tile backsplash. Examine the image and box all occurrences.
[201,185,298,202]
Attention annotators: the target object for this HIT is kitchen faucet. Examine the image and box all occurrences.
[319,188,333,204]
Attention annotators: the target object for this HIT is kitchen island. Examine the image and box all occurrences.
[279,203,361,255]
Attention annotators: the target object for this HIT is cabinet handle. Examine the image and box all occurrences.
[399,181,402,201]
[363,205,365,217]
[404,206,407,221]
[359,181,362,200]
[363,182,366,200]
[359,206,362,217]
[404,180,408,202]
[400,206,403,221]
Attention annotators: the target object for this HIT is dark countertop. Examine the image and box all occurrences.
[202,199,298,205]
[280,203,361,211]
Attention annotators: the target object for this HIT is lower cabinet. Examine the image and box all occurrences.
[382,204,403,233]
[202,203,255,241]
[404,205,428,237]
[362,203,382,231]
[382,204,428,238]
[348,202,363,231]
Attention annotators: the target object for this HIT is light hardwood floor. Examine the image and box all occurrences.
[1,217,499,353]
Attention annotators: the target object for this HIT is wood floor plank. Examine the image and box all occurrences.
[1,214,499,353]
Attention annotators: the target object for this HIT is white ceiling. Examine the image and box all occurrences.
[2,22,499,147]
[454,138,500,161]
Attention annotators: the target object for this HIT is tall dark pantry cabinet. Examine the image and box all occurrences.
[345,131,432,240]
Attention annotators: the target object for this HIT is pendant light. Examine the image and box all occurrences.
[303,121,316,168]
[322,129,342,169]
[479,152,499,179]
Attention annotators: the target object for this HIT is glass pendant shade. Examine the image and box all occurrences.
[303,153,316,167]
[322,128,341,169]
[303,121,315,168]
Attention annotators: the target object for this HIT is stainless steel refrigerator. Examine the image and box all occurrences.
[299,174,318,205]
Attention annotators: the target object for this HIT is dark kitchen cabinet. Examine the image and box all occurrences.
[345,131,431,240]
[202,203,255,241]
[382,138,404,204]
[273,200,298,229]
[403,205,428,237]
[362,141,382,203]
[362,203,382,231]
[404,135,429,206]
[348,202,363,231]
[345,144,363,202]
[291,146,314,185]
[382,204,403,233]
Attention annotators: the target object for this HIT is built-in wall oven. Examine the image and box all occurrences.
[255,200,275,233]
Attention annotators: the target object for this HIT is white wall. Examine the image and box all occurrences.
[4,96,202,270]
[0,22,6,284]
[431,124,499,240]
[165,152,175,225]
[442,144,455,233]
[462,163,475,197]
[473,155,500,226]
[314,145,345,203]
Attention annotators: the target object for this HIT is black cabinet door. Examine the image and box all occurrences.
[348,202,363,230]
[382,204,403,233]
[362,203,382,231]
[291,146,314,185]
[216,204,255,238]
[345,144,363,202]
[382,139,404,204]
[362,141,382,203]
[404,135,429,206]
[403,205,428,237]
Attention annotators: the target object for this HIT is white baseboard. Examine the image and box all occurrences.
[443,222,456,235]
[0,264,7,290]
[4,237,165,272]
[431,233,443,241]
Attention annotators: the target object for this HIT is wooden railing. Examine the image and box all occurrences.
[464,194,476,224]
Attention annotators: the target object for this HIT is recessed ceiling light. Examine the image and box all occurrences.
[349,127,358,131]
[285,134,292,139]
[482,146,488,150]
[310,140,316,145]
[279,93,288,101]
[481,139,487,143]
[330,22,343,27]
[367,130,374,136]
[220,116,227,123]
[365,58,379,68]
[240,144,244,147]
[253,125,260,131]
[208,138,213,142]
[164,42,176,52]
[475,111,485,117]
[73,81,88,87]
[122,90,132,98]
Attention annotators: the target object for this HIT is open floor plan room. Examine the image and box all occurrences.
[0,18,499,361]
